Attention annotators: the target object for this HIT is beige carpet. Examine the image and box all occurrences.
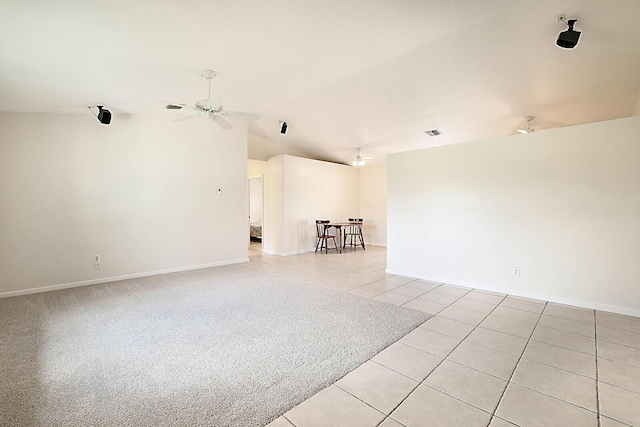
[0,264,429,426]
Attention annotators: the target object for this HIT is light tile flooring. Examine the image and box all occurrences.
[248,244,640,427]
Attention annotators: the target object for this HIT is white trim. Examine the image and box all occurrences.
[385,268,640,318]
[263,243,384,257]
[0,258,250,299]
[263,248,317,256]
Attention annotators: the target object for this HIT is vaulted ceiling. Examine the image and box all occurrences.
[1,0,639,166]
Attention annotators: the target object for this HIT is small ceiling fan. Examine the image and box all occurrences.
[516,116,535,134]
[352,148,373,166]
[165,70,261,130]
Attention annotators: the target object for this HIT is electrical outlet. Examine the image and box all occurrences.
[513,267,520,277]
[94,262,100,270]
[173,253,179,261]
[94,254,100,262]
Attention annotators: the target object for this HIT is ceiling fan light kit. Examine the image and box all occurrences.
[201,70,216,80]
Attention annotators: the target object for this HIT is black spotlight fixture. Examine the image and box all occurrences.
[556,18,581,49]
[279,121,288,135]
[88,106,112,125]
[97,106,112,125]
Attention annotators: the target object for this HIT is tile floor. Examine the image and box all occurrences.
[247,244,640,427]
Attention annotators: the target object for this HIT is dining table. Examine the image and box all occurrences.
[326,222,364,253]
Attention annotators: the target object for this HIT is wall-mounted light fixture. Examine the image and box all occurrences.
[556,16,581,49]
[88,106,112,125]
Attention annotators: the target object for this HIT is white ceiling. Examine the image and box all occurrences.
[1,0,639,166]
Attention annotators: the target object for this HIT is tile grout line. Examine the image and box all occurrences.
[325,283,451,427]
[395,283,458,312]
[370,282,461,427]
[282,414,296,427]
[486,300,548,427]
[541,312,596,325]
[377,289,510,426]
[370,286,477,427]
[280,277,627,427]
[348,277,421,297]
[367,282,462,315]
[259,255,635,426]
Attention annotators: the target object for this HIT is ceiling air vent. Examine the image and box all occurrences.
[425,129,441,137]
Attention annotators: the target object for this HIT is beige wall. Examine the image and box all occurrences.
[387,116,640,316]
[263,155,360,255]
[359,165,387,246]
[0,113,249,296]
[248,159,267,178]
[263,156,284,254]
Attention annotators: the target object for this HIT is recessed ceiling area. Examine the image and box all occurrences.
[1,0,639,165]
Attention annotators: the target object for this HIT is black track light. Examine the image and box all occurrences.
[557,18,581,49]
[88,106,112,125]
[97,106,111,125]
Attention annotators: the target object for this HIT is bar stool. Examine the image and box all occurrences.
[344,218,365,250]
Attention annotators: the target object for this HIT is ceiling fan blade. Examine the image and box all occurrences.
[165,102,201,112]
[361,156,374,160]
[173,113,202,122]
[212,115,233,130]
[218,110,261,120]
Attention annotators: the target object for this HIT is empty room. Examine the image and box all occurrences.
[1,1,640,426]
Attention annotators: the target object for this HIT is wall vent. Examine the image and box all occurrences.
[425,129,441,137]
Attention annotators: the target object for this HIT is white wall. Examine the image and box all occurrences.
[263,156,284,254]
[0,113,249,296]
[263,155,360,255]
[359,165,387,246]
[248,159,267,178]
[249,177,263,224]
[387,116,640,316]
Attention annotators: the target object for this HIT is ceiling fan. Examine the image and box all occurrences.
[165,70,261,130]
[516,116,535,134]
[352,148,373,166]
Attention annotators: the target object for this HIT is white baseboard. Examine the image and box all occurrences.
[262,248,314,256]
[385,268,640,318]
[0,258,250,299]
[263,244,386,256]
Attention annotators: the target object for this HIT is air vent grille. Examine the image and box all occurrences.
[425,129,441,137]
